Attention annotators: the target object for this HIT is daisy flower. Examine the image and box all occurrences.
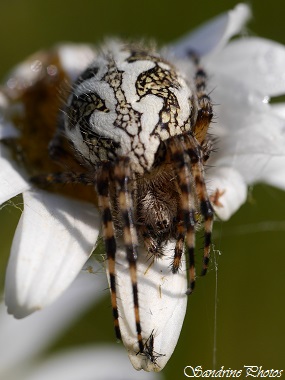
[1,2,285,373]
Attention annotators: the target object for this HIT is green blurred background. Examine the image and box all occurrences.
[1,0,285,378]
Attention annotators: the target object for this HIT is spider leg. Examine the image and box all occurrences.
[113,157,144,353]
[190,53,213,144]
[97,163,121,341]
[184,134,214,276]
[31,171,95,186]
[168,136,197,294]
[172,219,185,273]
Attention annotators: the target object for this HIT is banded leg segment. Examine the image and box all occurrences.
[184,134,214,276]
[188,53,214,274]
[168,137,197,294]
[190,53,213,144]
[97,164,121,341]
[172,219,185,273]
[31,171,95,186]
[114,157,144,353]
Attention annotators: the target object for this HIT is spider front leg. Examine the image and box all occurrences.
[171,219,186,273]
[168,136,197,295]
[31,171,95,187]
[97,163,121,341]
[189,52,213,144]
[188,53,214,275]
[113,157,144,353]
[184,134,214,276]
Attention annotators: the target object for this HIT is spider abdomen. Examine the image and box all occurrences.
[64,41,197,174]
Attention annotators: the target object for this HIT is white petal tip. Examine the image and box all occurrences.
[5,289,44,318]
[126,332,172,372]
[233,3,251,21]
[6,304,41,319]
[167,3,251,59]
[207,167,247,221]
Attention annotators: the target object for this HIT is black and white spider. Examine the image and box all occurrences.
[1,38,214,370]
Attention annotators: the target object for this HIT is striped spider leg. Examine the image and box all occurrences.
[97,158,144,353]
[191,53,215,277]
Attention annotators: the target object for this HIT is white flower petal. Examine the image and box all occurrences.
[0,271,107,376]
[57,44,97,81]
[0,121,19,139]
[271,103,285,119]
[213,114,285,187]
[215,147,285,188]
[0,91,28,204]
[208,37,285,97]
[113,240,187,372]
[0,148,30,205]
[0,90,8,109]
[206,72,285,188]
[167,3,251,58]
[206,167,247,221]
[22,346,163,380]
[5,189,101,318]
[208,71,266,135]
[256,156,285,190]
[215,114,285,159]
[0,92,20,139]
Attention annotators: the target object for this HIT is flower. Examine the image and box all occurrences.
[0,270,162,380]
[1,2,285,373]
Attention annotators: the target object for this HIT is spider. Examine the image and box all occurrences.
[3,40,214,355]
